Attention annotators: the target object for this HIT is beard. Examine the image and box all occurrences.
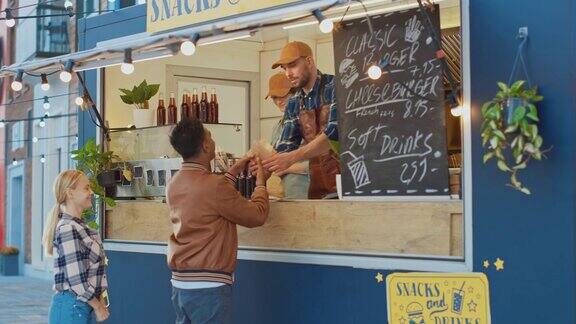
[293,69,310,89]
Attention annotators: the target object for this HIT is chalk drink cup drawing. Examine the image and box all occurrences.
[452,282,465,314]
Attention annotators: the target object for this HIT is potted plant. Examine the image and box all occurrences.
[481,80,550,194]
[119,80,160,128]
[72,139,127,227]
[0,246,19,276]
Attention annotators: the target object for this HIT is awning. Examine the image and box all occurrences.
[0,0,346,77]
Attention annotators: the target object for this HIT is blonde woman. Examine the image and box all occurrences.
[43,170,110,323]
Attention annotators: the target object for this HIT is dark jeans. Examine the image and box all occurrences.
[171,285,232,324]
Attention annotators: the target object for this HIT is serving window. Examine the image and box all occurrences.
[102,0,471,271]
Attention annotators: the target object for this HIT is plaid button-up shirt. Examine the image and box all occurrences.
[53,213,108,303]
[275,71,339,153]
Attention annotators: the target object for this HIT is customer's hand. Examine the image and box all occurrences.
[228,154,254,177]
[255,157,271,187]
[94,302,110,322]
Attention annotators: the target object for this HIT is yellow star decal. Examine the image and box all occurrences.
[467,286,474,294]
[483,260,490,269]
[467,300,478,312]
[494,258,505,271]
[375,272,384,283]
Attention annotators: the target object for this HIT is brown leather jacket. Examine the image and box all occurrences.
[166,162,269,285]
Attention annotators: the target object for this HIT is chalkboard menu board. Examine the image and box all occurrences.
[333,7,450,197]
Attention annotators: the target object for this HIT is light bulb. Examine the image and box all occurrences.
[319,19,334,34]
[64,0,73,9]
[11,70,23,91]
[368,65,383,80]
[75,96,84,106]
[39,119,46,128]
[59,71,72,83]
[43,102,50,110]
[40,156,46,163]
[41,74,50,91]
[11,80,22,91]
[60,60,74,83]
[180,41,196,56]
[120,62,134,75]
[451,106,464,117]
[32,137,38,143]
[12,159,17,166]
[0,121,4,128]
[5,8,15,28]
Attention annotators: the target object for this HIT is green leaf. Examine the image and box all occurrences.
[497,82,508,92]
[119,88,132,96]
[505,124,518,133]
[515,153,523,164]
[483,152,494,163]
[534,150,542,160]
[534,136,543,149]
[520,187,531,195]
[511,105,526,123]
[497,160,511,172]
[493,130,506,140]
[490,137,499,149]
[481,102,493,116]
[511,173,521,187]
[513,162,527,170]
[147,84,160,99]
[494,148,505,160]
[510,80,525,92]
[120,95,134,105]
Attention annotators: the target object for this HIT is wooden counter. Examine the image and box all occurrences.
[105,200,463,257]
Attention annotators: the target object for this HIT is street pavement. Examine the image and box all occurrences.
[0,276,53,324]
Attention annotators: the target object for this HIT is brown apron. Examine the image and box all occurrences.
[298,75,340,199]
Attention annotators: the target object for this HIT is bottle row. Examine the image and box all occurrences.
[236,167,256,199]
[156,86,219,126]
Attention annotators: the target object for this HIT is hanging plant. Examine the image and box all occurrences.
[480,80,550,195]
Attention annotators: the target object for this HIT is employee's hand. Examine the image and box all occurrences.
[94,301,110,322]
[255,157,271,186]
[263,151,298,174]
[228,154,254,177]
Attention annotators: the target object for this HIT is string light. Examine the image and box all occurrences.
[0,121,4,128]
[367,58,389,80]
[75,96,84,106]
[11,70,23,91]
[312,9,333,34]
[4,9,15,28]
[120,49,134,75]
[39,118,46,128]
[43,96,50,110]
[64,0,73,9]
[59,60,73,83]
[40,154,46,163]
[180,34,200,56]
[12,158,17,166]
[32,137,39,143]
[41,74,50,91]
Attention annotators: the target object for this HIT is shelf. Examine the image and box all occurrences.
[109,122,243,133]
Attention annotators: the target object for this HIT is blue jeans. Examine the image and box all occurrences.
[49,291,95,324]
[171,285,232,324]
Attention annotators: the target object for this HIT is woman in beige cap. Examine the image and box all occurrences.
[266,72,309,199]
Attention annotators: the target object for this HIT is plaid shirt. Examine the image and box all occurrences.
[275,71,339,153]
[53,213,108,303]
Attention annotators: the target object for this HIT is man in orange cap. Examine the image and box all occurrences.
[263,41,340,199]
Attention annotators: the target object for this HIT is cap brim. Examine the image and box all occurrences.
[265,87,291,99]
[271,55,300,69]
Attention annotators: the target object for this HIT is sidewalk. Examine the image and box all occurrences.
[0,276,53,324]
